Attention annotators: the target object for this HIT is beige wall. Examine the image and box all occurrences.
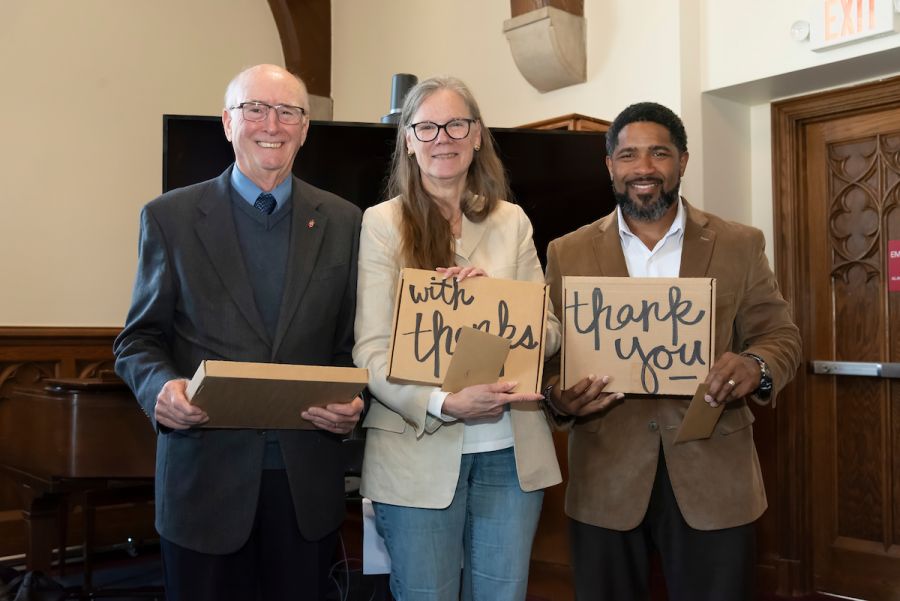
[5,0,900,326]
[331,0,684,127]
[702,1,900,256]
[0,0,283,326]
[332,0,900,268]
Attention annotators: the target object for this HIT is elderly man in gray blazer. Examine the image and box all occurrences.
[114,64,363,601]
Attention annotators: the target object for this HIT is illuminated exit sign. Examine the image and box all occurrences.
[810,0,896,50]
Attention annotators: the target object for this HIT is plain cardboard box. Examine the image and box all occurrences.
[387,268,549,393]
[186,360,368,429]
[562,276,716,395]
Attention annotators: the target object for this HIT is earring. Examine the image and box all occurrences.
[407,148,415,157]
[474,144,481,151]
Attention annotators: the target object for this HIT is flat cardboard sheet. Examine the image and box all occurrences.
[674,383,725,443]
[441,327,511,393]
[562,276,716,395]
[186,360,368,429]
[387,268,549,393]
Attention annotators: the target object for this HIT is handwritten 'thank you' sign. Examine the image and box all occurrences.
[562,277,716,396]
[387,268,550,393]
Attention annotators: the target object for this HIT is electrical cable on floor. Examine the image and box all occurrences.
[328,533,350,601]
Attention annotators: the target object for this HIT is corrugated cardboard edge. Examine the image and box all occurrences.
[561,277,570,390]
[186,360,207,401]
[385,268,408,383]
[532,284,550,394]
[709,278,717,371]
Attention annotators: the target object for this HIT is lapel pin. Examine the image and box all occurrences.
[307,219,316,229]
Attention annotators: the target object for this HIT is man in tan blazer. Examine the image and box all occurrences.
[543,102,801,600]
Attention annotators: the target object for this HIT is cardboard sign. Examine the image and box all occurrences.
[187,360,368,429]
[562,277,716,396]
[387,268,549,393]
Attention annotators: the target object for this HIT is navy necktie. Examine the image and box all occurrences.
[254,192,276,215]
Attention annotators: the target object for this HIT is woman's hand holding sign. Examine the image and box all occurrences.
[436,265,488,281]
[443,381,544,420]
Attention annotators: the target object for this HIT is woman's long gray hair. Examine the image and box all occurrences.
[387,76,509,269]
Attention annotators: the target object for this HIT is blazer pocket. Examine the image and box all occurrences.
[168,428,204,439]
[715,404,755,436]
[311,263,348,281]
[362,402,407,434]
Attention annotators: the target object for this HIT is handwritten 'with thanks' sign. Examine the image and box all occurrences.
[562,277,716,396]
[387,268,550,393]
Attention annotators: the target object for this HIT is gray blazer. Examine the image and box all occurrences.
[114,167,361,553]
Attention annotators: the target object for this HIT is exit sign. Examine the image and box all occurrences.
[810,0,896,50]
[890,240,900,292]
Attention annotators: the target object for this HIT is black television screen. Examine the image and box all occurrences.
[162,116,615,264]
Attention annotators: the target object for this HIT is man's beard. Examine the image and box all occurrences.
[614,179,679,222]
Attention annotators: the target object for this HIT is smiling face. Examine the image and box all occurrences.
[222,65,309,190]
[405,88,482,191]
[606,121,689,223]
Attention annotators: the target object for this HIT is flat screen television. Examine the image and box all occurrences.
[163,116,615,264]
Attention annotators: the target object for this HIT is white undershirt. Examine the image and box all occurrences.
[424,236,514,454]
[617,198,686,277]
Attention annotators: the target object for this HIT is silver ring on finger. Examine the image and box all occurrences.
[726,379,736,388]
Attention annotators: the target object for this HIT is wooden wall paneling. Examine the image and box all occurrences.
[510,0,584,17]
[0,327,156,562]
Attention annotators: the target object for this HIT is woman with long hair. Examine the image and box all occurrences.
[352,76,561,601]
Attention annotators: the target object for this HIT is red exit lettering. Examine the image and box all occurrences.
[825,0,876,40]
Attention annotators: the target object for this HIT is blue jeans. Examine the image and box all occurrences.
[373,447,543,601]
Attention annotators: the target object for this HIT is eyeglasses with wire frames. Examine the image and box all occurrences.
[229,101,307,125]
[409,118,478,142]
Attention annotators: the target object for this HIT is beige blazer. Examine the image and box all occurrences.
[544,201,801,531]
[354,197,562,508]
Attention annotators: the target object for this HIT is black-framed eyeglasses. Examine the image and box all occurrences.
[229,101,307,125]
[409,118,478,142]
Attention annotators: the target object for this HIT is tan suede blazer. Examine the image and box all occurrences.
[545,201,801,531]
[354,197,562,508]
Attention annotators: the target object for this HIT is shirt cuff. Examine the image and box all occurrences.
[427,389,458,422]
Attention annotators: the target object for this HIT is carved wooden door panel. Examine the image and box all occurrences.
[805,108,900,600]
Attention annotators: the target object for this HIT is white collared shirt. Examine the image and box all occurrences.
[617,198,686,278]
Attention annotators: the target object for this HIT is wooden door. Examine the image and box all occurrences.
[805,107,900,601]
[773,78,900,600]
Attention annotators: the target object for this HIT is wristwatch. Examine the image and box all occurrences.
[741,352,772,399]
[542,383,568,417]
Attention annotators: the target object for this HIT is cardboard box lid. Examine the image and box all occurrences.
[186,361,368,429]
[562,276,715,395]
[386,268,549,393]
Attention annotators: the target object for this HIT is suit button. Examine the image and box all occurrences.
[648,420,659,432]
[258,430,266,436]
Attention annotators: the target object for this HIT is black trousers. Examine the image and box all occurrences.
[570,449,756,601]
[161,469,338,601]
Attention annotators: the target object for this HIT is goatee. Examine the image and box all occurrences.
[614,180,680,222]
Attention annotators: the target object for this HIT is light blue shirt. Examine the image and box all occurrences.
[229,165,292,212]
